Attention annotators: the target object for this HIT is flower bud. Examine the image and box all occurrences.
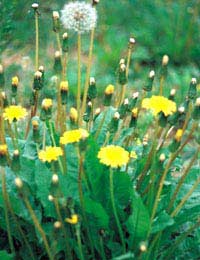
[11,150,21,172]
[108,112,120,133]
[83,101,92,122]
[118,63,127,85]
[188,77,197,100]
[15,177,23,189]
[62,32,68,52]
[162,55,169,66]
[0,64,5,89]
[52,11,60,32]
[143,70,155,92]
[54,221,62,229]
[40,99,53,121]
[1,92,9,108]
[52,174,59,184]
[118,98,129,119]
[129,108,138,128]
[159,153,166,162]
[48,194,54,201]
[169,129,183,152]
[32,3,39,9]
[104,84,114,106]
[88,77,97,99]
[128,37,136,49]
[169,88,176,100]
[60,81,69,105]
[129,92,139,110]
[53,51,62,74]
[0,144,8,156]
[192,97,200,120]
[70,107,78,124]
[140,242,147,252]
[33,71,43,90]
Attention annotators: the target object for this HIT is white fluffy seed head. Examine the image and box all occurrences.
[61,1,97,34]
[129,37,136,44]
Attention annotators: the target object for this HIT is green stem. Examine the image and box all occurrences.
[99,236,107,260]
[80,28,95,125]
[75,225,85,260]
[109,168,126,253]
[94,108,108,140]
[77,33,81,126]
[42,121,46,149]
[167,147,199,213]
[23,196,53,260]
[159,76,164,96]
[56,32,62,53]
[35,11,39,71]
[14,122,19,150]
[170,177,200,218]
[1,168,15,255]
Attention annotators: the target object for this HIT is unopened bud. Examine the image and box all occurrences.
[42,99,53,110]
[114,111,120,119]
[70,107,78,123]
[34,71,42,78]
[12,76,19,86]
[32,120,39,130]
[0,64,3,73]
[129,37,136,45]
[53,11,59,19]
[195,97,200,106]
[15,177,23,188]
[90,77,95,85]
[95,107,101,115]
[120,63,126,71]
[105,84,114,95]
[55,51,61,58]
[159,153,165,162]
[124,98,129,105]
[13,150,19,157]
[178,106,185,113]
[38,65,44,72]
[140,242,147,252]
[119,58,125,65]
[48,195,54,201]
[52,174,59,184]
[132,92,139,99]
[60,81,69,91]
[63,32,68,39]
[54,221,62,229]
[32,3,39,9]
[191,78,197,85]
[149,70,155,78]
[162,55,169,66]
[170,89,176,96]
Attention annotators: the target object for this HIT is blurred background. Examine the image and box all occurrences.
[0,0,200,104]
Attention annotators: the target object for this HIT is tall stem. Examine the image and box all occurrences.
[1,168,15,255]
[109,168,126,253]
[35,11,39,71]
[77,33,81,126]
[23,196,53,260]
[80,29,95,125]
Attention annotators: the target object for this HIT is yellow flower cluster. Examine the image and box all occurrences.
[38,146,63,162]
[60,128,89,145]
[3,105,27,123]
[142,95,176,116]
[98,145,129,168]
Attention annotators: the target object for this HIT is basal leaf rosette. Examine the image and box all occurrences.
[142,95,176,116]
[98,145,130,168]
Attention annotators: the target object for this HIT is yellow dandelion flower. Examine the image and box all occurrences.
[42,99,53,110]
[175,129,183,142]
[38,146,63,163]
[132,108,138,118]
[70,107,78,122]
[3,105,27,124]
[105,84,115,95]
[60,128,89,145]
[130,151,137,159]
[12,76,19,86]
[0,144,8,155]
[98,145,129,168]
[142,95,176,116]
[65,214,78,225]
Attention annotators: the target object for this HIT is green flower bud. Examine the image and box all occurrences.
[103,84,114,106]
[53,51,62,74]
[129,92,139,111]
[108,112,120,134]
[83,101,92,122]
[0,64,5,89]
[33,71,43,90]
[40,99,53,121]
[52,11,60,32]
[188,78,197,100]
[11,150,21,172]
[62,33,69,52]
[129,108,138,128]
[118,98,129,119]
[158,112,168,127]
[88,77,97,99]
[143,70,155,92]
[118,63,127,85]
[192,97,200,120]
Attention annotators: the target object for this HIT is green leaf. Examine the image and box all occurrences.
[151,210,174,234]
[125,192,150,247]
[0,250,13,260]
[112,252,135,260]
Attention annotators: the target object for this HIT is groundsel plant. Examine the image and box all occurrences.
[0,1,199,260]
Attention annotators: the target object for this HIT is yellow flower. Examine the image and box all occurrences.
[60,81,69,91]
[105,84,115,95]
[38,146,63,162]
[3,105,27,123]
[65,214,78,225]
[130,151,137,159]
[60,128,89,145]
[0,144,8,155]
[98,145,129,168]
[132,108,138,118]
[12,76,19,86]
[142,95,176,116]
[42,99,53,110]
[175,129,183,142]
[70,107,78,123]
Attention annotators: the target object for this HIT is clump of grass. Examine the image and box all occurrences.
[0,2,199,260]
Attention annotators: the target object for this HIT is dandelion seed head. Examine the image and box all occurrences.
[61,1,97,34]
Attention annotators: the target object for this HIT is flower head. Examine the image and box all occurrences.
[38,146,63,163]
[175,129,183,142]
[12,76,19,86]
[105,84,115,95]
[130,151,137,159]
[42,99,53,110]
[60,128,89,145]
[3,105,27,123]
[0,144,8,156]
[70,107,78,123]
[142,95,176,116]
[61,1,97,34]
[98,145,129,168]
[65,214,78,224]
